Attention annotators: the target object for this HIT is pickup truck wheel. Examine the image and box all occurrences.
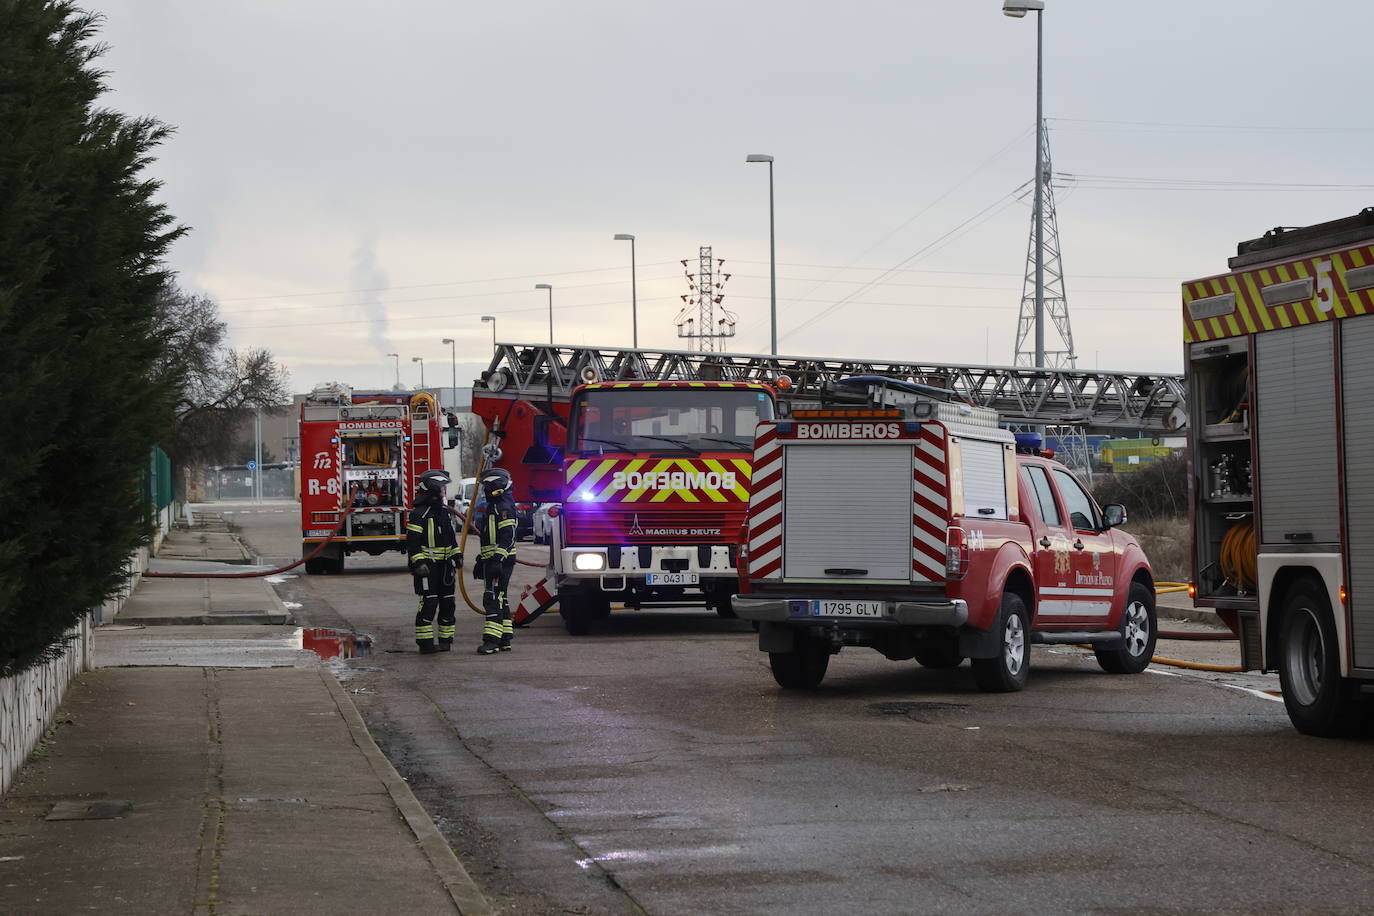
[914,637,964,669]
[769,639,829,689]
[1278,582,1361,737]
[971,593,1030,693]
[1095,582,1158,674]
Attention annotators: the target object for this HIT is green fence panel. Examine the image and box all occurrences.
[146,446,173,510]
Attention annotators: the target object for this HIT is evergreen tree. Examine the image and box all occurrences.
[0,1,184,673]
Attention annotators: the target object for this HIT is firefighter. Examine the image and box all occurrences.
[473,467,518,654]
[406,469,458,654]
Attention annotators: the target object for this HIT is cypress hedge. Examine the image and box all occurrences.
[0,1,184,674]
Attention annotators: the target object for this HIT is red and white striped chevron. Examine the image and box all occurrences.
[515,577,558,626]
[911,424,949,582]
[744,425,784,580]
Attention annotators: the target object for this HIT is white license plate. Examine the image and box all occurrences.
[811,600,885,618]
[648,573,699,585]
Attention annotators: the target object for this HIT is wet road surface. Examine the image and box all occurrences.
[223,501,1374,915]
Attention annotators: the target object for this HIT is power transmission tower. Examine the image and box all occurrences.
[1013,122,1093,480]
[675,246,737,351]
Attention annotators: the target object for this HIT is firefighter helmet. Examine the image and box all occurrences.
[479,467,513,498]
[417,469,452,497]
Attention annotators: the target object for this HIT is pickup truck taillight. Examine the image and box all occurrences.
[946,526,968,579]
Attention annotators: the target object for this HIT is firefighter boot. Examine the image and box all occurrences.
[437,639,453,652]
[417,641,438,654]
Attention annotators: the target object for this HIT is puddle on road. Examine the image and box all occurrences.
[296,627,375,659]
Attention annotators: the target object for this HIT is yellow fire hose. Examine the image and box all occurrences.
[1144,581,1242,673]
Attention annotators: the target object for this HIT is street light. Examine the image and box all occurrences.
[745,154,777,355]
[480,315,497,349]
[412,356,425,388]
[534,284,553,344]
[440,338,456,409]
[385,352,400,388]
[613,234,638,348]
[1003,0,1047,370]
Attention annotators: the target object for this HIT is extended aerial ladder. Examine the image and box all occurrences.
[475,343,1188,433]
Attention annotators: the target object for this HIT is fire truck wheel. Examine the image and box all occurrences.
[1095,582,1158,674]
[971,593,1030,693]
[914,636,964,669]
[1278,582,1361,738]
[769,637,829,689]
[560,588,605,635]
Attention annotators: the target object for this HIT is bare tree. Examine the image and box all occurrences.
[153,284,290,467]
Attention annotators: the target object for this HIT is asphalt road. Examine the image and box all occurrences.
[224,500,1374,916]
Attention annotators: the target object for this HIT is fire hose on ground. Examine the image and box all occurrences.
[143,505,364,580]
[1141,580,1243,673]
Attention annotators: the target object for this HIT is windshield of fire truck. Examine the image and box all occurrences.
[571,388,774,454]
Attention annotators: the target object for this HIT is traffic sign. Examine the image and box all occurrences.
[247,460,257,471]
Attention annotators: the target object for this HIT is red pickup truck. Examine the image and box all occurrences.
[731,383,1156,692]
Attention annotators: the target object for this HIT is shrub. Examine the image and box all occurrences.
[0,2,183,674]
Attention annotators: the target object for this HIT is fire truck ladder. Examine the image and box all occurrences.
[476,343,1188,433]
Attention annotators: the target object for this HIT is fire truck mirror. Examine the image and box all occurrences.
[445,430,459,449]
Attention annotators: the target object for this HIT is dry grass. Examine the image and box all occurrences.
[1119,514,1189,584]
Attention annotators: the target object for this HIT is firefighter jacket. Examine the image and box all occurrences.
[478,494,518,565]
[406,499,459,569]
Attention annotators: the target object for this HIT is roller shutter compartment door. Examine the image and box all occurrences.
[959,438,1009,520]
[1255,323,1338,546]
[783,444,915,581]
[1342,316,1374,668]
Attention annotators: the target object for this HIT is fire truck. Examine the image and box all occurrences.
[731,378,1159,692]
[472,343,1187,635]
[298,384,455,574]
[1184,208,1374,736]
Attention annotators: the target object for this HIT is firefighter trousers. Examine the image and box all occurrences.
[480,560,515,650]
[415,562,457,648]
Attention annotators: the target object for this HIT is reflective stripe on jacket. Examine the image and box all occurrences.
[406,504,458,564]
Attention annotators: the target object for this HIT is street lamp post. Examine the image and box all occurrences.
[613,234,638,347]
[1003,0,1046,370]
[480,315,497,349]
[440,337,457,409]
[412,356,425,388]
[745,154,777,355]
[534,284,553,344]
[385,352,400,388]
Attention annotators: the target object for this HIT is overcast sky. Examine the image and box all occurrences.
[88,0,1374,393]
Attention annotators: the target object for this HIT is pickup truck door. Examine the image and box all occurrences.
[1049,467,1118,624]
[1021,463,1078,623]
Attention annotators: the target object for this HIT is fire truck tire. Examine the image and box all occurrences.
[971,593,1030,693]
[1095,582,1158,674]
[560,588,607,635]
[769,637,829,689]
[1277,582,1362,738]
[914,636,964,669]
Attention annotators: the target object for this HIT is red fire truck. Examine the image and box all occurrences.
[472,359,775,633]
[298,384,452,574]
[1184,208,1374,736]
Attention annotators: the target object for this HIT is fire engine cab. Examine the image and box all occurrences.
[732,378,1157,692]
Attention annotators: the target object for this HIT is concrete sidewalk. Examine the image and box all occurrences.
[0,516,491,914]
